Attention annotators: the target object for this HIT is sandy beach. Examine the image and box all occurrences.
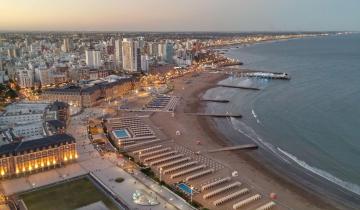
[148,70,345,210]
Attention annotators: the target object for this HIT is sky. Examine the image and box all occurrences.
[0,0,359,31]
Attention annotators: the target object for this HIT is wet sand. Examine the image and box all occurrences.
[148,70,350,210]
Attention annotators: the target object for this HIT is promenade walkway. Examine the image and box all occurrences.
[0,107,194,210]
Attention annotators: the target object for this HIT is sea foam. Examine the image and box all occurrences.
[230,116,360,196]
[277,147,360,196]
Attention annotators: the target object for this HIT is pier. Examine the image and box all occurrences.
[201,99,230,103]
[218,85,260,90]
[188,113,242,118]
[218,61,243,67]
[207,144,258,153]
[242,72,291,80]
[216,68,291,80]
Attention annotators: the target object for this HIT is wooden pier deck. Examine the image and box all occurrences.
[207,144,258,153]
[188,113,242,118]
[201,99,230,103]
[215,68,291,80]
[218,84,260,90]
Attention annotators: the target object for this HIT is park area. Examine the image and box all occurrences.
[19,177,119,210]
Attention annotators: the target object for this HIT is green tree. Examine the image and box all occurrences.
[5,89,17,99]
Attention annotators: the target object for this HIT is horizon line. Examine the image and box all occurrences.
[0,30,357,34]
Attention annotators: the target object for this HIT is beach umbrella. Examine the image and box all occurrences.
[270,192,277,200]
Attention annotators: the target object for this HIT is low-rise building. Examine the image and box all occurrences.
[0,134,77,178]
[0,102,70,143]
[41,77,135,107]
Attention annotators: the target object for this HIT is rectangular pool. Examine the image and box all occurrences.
[177,183,193,194]
[112,129,130,139]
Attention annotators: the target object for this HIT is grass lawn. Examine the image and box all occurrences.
[20,178,119,210]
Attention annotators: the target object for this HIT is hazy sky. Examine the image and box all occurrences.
[1,0,359,31]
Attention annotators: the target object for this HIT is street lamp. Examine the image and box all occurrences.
[139,151,142,162]
[190,186,194,203]
[159,167,163,183]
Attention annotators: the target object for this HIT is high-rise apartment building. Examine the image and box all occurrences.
[148,42,159,57]
[61,38,71,52]
[85,50,101,68]
[141,55,150,72]
[122,38,141,72]
[115,39,122,67]
[163,41,174,64]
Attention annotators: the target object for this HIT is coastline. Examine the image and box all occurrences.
[149,70,352,210]
[194,74,343,210]
[214,36,360,209]
[209,33,329,51]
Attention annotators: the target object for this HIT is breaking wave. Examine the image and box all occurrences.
[278,147,360,196]
[230,116,360,196]
[251,109,261,124]
[229,117,289,163]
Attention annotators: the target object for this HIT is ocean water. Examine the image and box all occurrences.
[204,34,360,200]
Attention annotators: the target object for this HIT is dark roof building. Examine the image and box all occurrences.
[0,134,75,156]
[0,133,77,178]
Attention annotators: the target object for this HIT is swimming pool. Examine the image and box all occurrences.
[177,183,193,194]
[112,129,130,139]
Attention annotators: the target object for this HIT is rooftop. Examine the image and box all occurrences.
[0,133,75,156]
[43,77,134,94]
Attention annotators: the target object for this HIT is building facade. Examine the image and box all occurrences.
[17,69,34,88]
[0,134,77,178]
[41,78,135,108]
[85,50,101,68]
[114,39,122,67]
[0,102,70,142]
[163,41,174,64]
[122,38,141,72]
[61,38,71,53]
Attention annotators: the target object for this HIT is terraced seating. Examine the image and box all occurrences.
[133,145,163,155]
[149,154,184,166]
[163,161,198,174]
[123,139,162,150]
[170,165,206,179]
[213,188,249,206]
[110,117,155,138]
[185,169,214,181]
[233,194,262,209]
[203,182,242,199]
[165,96,180,111]
[143,151,177,162]
[255,201,276,210]
[201,177,231,191]
[146,96,171,109]
[139,147,171,158]
[157,157,191,169]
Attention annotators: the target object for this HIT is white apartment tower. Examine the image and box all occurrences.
[85,50,101,68]
[122,38,141,72]
[115,39,122,67]
[141,55,150,72]
[62,38,71,52]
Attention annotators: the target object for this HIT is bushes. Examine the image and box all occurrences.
[119,152,130,159]
[115,177,124,183]
[140,167,155,178]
